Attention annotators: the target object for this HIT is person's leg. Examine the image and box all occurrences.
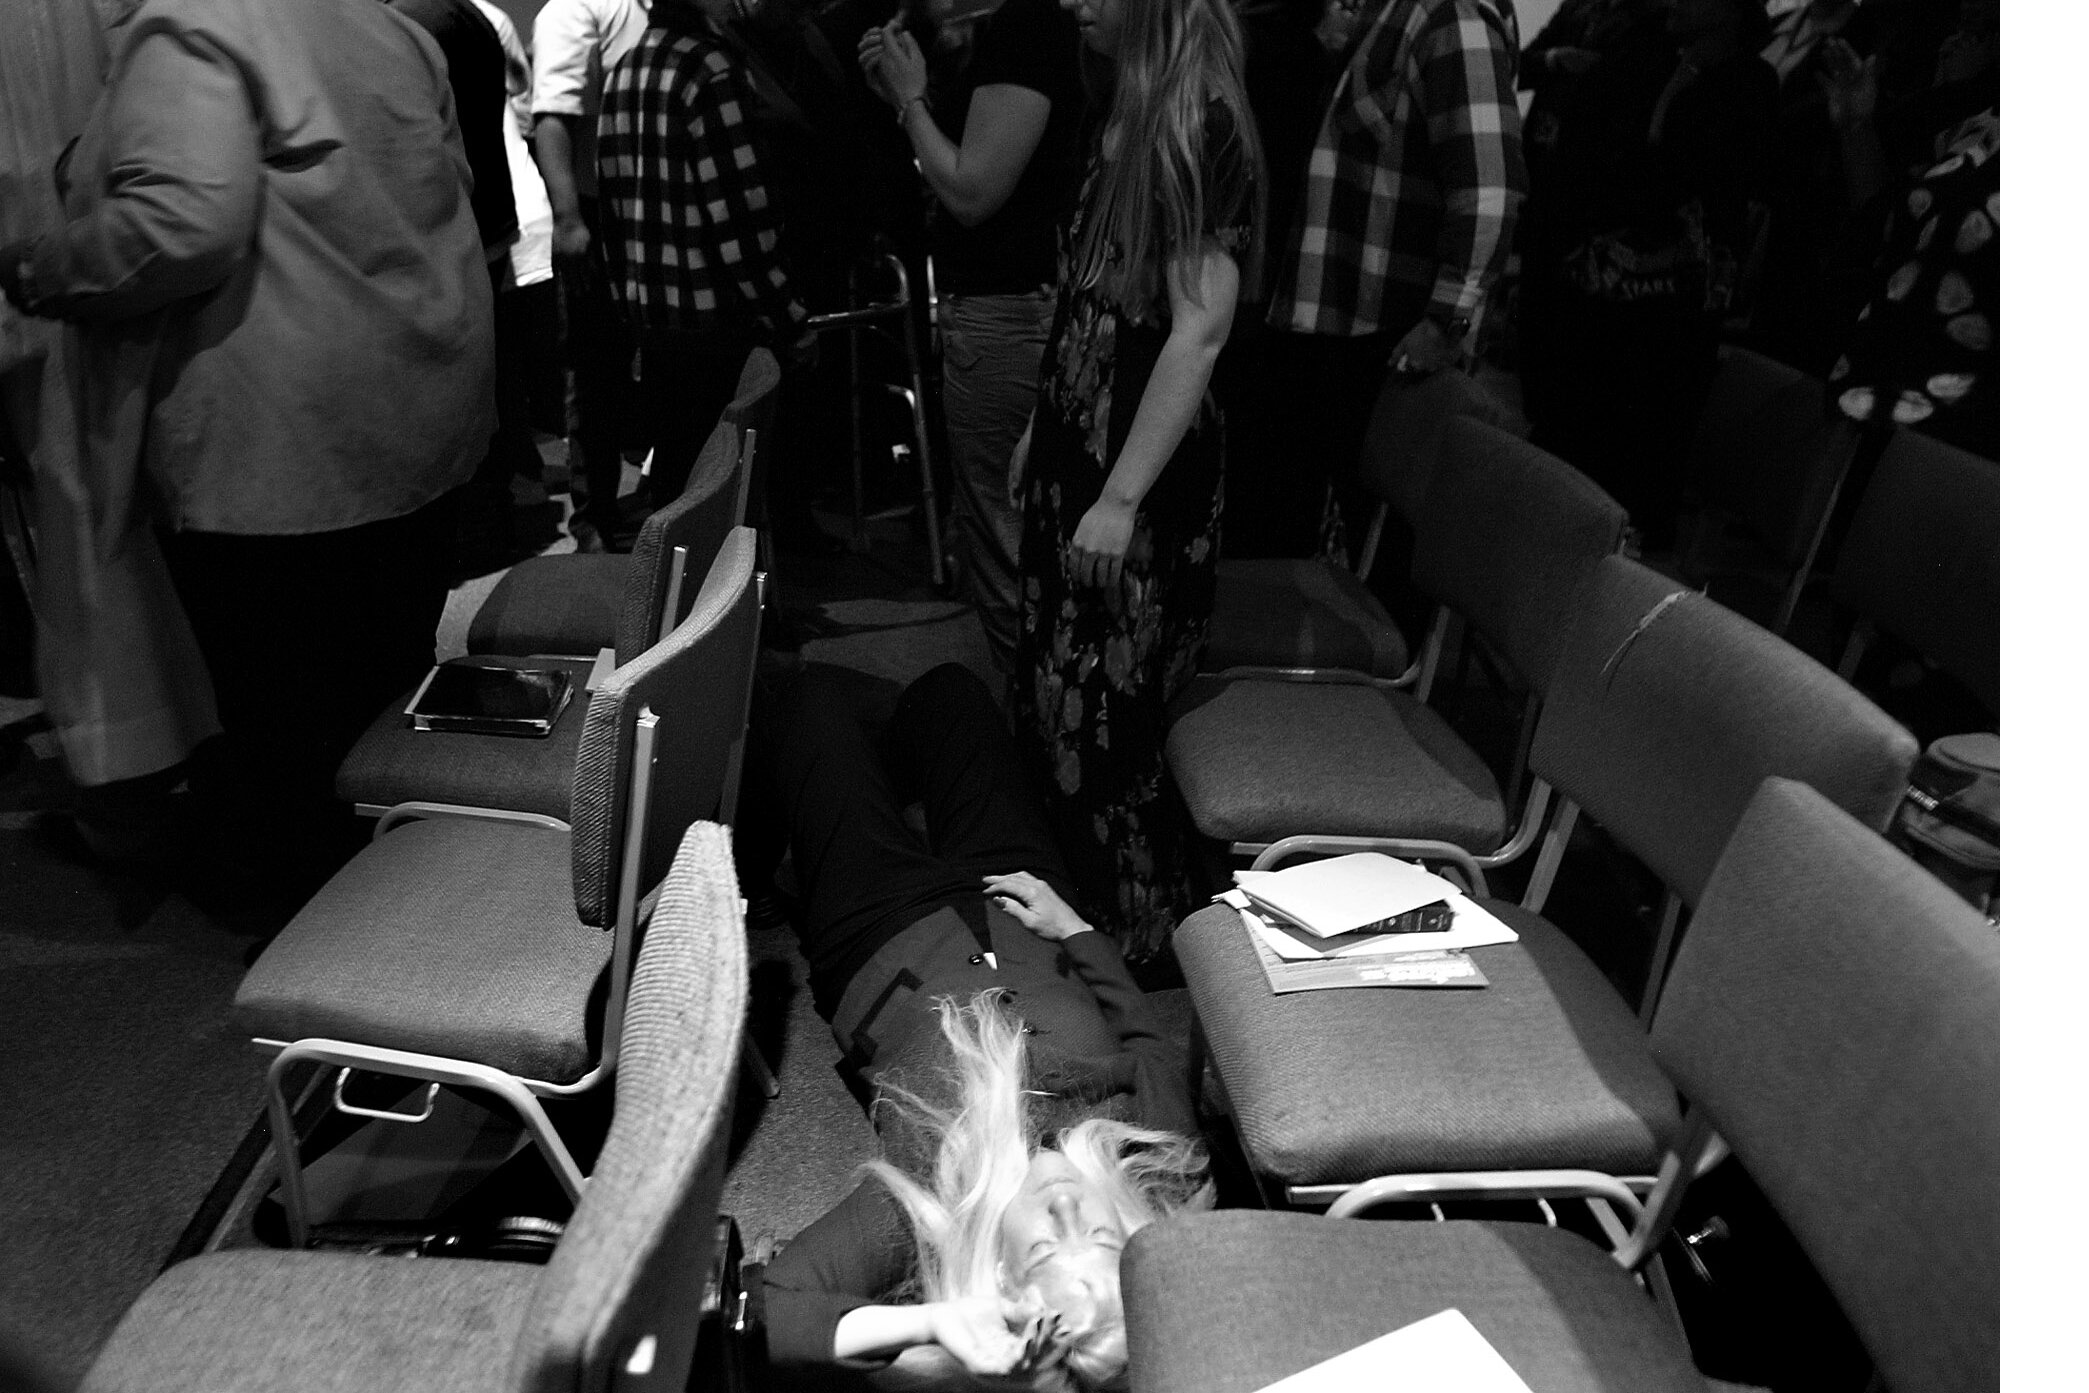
[635,336,748,506]
[888,662,1077,900]
[766,671,979,1009]
[940,292,1049,673]
[560,202,632,548]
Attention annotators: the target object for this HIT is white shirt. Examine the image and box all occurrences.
[530,0,650,198]
[471,0,554,286]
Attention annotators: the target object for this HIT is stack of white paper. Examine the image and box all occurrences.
[1234,852,1453,936]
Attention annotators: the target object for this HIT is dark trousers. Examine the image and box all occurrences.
[765,662,1077,1018]
[160,491,456,882]
[1217,326,1400,560]
[634,333,752,505]
[558,198,634,539]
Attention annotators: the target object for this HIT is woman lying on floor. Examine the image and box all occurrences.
[754,662,1213,1390]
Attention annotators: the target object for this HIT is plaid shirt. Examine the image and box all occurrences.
[1269,0,1525,339]
[596,10,805,342]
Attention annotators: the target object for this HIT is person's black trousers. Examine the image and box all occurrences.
[160,489,456,889]
[764,662,1078,1019]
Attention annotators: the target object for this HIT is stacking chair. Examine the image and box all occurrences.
[337,418,751,822]
[78,821,750,1393]
[465,346,780,662]
[1123,779,1998,1393]
[237,530,762,1246]
[1203,365,1520,682]
[1831,426,2000,716]
[1169,418,1625,883]
[1678,344,1862,635]
[1171,556,1917,1212]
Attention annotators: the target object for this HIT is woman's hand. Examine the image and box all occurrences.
[858,20,928,114]
[1814,38,1878,133]
[984,872,1092,942]
[1067,495,1139,591]
[1006,414,1034,508]
[920,1297,1031,1376]
[1545,45,1600,77]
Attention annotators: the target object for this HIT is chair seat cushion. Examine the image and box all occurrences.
[1173,899,1679,1187]
[1206,559,1410,679]
[1166,675,1505,848]
[465,551,630,659]
[1124,1212,1708,1393]
[235,818,611,1084]
[335,656,593,821]
[78,1249,535,1393]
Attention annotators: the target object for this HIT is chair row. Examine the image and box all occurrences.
[1126,776,1999,1393]
[79,822,750,1393]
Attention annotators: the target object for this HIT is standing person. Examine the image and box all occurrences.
[755,664,1212,1389]
[858,0,1085,677]
[1227,0,1524,561]
[531,0,650,551]
[595,0,815,505]
[0,0,220,869]
[1007,0,1261,963]
[1517,0,1775,545]
[0,0,493,904]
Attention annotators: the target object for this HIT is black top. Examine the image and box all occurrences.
[389,0,519,254]
[929,0,1085,296]
[760,919,1198,1373]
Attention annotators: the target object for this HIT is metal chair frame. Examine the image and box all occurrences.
[806,251,944,585]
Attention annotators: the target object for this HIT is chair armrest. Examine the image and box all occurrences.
[372,801,571,838]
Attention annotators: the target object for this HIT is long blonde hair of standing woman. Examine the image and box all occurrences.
[1071,0,1265,316]
[862,992,1213,1391]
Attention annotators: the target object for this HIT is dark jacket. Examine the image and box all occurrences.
[761,904,1195,1372]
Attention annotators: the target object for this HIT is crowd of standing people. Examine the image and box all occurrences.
[0,0,2004,1384]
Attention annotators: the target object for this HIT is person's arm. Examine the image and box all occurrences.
[984,873,1198,1137]
[1387,0,1525,373]
[860,21,1052,227]
[1816,37,1890,212]
[10,18,261,323]
[529,0,595,259]
[1065,243,1239,592]
[687,62,811,348]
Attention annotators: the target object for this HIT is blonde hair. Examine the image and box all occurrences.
[861,992,1214,1391]
[1071,0,1264,317]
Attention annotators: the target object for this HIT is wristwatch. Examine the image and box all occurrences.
[1428,309,1475,342]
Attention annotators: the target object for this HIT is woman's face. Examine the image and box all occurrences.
[1061,0,1128,57]
[999,1150,1128,1326]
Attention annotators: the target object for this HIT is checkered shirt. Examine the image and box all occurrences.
[1269,0,1526,339]
[596,13,805,340]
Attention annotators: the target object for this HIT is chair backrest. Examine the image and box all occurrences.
[1408,417,1626,695]
[721,345,783,451]
[1686,344,1856,565]
[1531,556,1917,906]
[1356,365,1524,526]
[1831,427,1999,714]
[572,527,762,928]
[1652,778,1998,1393]
[511,821,749,1393]
[613,420,747,665]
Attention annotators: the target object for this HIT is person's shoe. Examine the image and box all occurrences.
[567,519,608,554]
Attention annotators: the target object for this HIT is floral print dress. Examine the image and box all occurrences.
[1010,104,1254,962]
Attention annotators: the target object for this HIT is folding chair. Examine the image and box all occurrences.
[464,346,779,662]
[1169,418,1624,884]
[237,530,761,1246]
[79,821,750,1393]
[1831,426,1999,717]
[1124,778,1997,1393]
[1171,557,1917,1214]
[1679,344,1862,635]
[337,418,751,821]
[1203,365,1520,682]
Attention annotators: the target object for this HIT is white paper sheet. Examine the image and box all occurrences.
[1220,891,1518,960]
[1234,853,1463,936]
[1251,1309,1535,1393]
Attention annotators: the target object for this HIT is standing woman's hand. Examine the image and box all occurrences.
[1067,495,1139,592]
[859,20,929,116]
